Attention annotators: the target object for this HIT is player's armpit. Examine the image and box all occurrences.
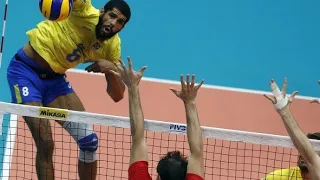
[105,73,125,102]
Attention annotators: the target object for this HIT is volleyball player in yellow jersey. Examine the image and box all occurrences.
[262,78,320,180]
[6,0,131,179]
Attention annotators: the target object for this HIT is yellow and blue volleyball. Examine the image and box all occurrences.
[39,0,73,21]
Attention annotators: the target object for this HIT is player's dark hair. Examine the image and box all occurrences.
[104,0,131,23]
[307,132,320,140]
[156,151,188,180]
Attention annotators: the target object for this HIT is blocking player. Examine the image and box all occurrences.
[262,133,320,180]
[262,78,320,180]
[6,0,131,179]
[110,57,205,180]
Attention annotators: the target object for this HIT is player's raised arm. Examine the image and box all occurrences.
[110,57,147,164]
[110,57,151,180]
[264,78,320,180]
[170,74,205,179]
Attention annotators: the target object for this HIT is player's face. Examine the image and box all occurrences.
[96,8,127,41]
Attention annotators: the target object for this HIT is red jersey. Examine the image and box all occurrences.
[186,173,204,180]
[128,161,204,180]
[129,161,152,180]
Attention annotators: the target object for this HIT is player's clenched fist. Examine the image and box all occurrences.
[110,57,147,89]
[84,59,117,74]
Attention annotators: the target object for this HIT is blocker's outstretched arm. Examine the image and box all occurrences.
[264,78,320,180]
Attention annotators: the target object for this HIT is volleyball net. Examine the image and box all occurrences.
[0,101,319,180]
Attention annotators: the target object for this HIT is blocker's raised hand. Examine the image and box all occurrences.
[310,80,320,104]
[110,57,147,89]
[263,78,298,110]
[170,74,204,103]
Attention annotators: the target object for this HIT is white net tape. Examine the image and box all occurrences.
[1,101,320,151]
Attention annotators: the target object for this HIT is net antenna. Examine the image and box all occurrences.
[0,0,9,68]
[0,111,3,134]
[1,101,320,150]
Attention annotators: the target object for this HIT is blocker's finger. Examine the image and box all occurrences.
[264,94,276,104]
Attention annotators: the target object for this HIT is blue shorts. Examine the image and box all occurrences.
[7,48,74,105]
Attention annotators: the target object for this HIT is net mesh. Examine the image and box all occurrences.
[0,103,318,180]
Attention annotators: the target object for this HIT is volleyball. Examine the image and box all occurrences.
[39,0,73,21]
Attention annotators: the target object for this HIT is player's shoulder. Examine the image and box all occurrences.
[72,0,96,13]
[274,167,299,174]
[186,173,204,180]
[128,161,151,180]
[129,161,148,170]
[69,0,99,24]
[263,167,300,180]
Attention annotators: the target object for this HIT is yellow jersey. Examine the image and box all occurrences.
[262,167,303,180]
[26,0,121,74]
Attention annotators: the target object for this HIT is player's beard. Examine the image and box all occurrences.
[95,15,118,41]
